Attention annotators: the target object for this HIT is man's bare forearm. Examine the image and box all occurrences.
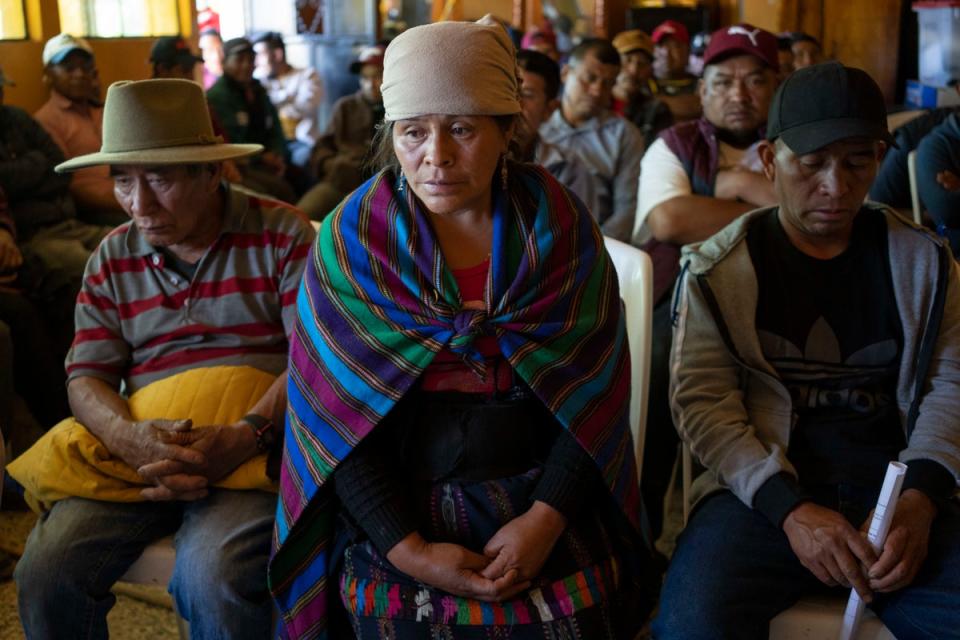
[68,376,133,452]
[247,370,288,426]
[647,195,756,245]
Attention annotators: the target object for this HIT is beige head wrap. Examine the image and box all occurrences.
[382,15,521,121]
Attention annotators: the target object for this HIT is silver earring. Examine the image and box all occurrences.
[500,157,508,191]
[397,173,406,195]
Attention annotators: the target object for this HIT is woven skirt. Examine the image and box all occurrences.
[330,391,655,639]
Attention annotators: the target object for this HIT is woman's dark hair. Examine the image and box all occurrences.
[253,31,285,52]
[367,114,527,175]
[568,38,621,68]
[790,32,821,49]
[517,49,560,100]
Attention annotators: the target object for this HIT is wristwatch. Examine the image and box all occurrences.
[241,414,277,453]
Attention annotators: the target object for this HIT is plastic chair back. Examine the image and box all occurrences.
[908,149,923,225]
[603,237,653,483]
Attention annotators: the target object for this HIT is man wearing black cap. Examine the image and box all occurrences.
[207,37,296,203]
[655,62,960,639]
[150,36,204,80]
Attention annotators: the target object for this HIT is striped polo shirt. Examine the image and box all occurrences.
[66,183,315,394]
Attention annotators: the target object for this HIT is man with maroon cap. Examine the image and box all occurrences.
[656,60,960,639]
[521,24,560,62]
[651,20,700,121]
[632,23,780,545]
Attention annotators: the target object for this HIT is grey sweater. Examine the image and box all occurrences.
[671,203,960,516]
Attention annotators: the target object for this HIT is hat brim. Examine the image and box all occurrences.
[48,47,93,66]
[704,47,776,71]
[777,117,897,156]
[618,46,653,57]
[350,58,383,73]
[225,46,254,59]
[55,143,263,173]
[652,33,687,46]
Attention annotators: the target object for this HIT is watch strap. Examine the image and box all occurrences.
[241,413,276,453]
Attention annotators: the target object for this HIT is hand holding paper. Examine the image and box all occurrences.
[839,461,907,640]
[866,489,937,593]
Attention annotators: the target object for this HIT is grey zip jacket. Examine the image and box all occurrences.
[671,203,960,513]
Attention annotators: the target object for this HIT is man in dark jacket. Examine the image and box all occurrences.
[207,37,296,203]
[0,64,109,350]
[656,62,960,640]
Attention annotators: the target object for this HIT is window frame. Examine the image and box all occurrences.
[0,0,29,41]
[56,0,182,39]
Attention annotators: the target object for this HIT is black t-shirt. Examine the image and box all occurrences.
[746,209,906,489]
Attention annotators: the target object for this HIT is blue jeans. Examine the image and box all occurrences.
[15,489,276,640]
[652,490,960,640]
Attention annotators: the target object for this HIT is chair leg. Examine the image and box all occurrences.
[172,601,190,640]
[681,445,692,525]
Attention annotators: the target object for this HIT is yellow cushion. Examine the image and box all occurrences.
[7,365,279,512]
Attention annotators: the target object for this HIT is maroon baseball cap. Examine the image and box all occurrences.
[521,25,557,51]
[702,23,779,71]
[651,20,690,46]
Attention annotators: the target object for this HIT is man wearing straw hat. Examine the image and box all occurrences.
[12,78,315,639]
[656,62,960,639]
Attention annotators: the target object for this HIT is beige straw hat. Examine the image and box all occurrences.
[56,79,262,173]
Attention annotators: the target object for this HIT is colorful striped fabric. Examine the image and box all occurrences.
[270,163,641,639]
[339,557,618,625]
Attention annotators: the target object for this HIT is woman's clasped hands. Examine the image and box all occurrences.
[385,500,567,602]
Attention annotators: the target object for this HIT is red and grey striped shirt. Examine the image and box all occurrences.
[67,184,315,394]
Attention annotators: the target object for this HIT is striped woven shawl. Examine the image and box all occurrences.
[269,164,640,639]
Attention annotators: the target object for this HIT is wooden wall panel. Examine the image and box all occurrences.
[713,0,741,29]
[2,0,198,114]
[461,0,514,22]
[734,0,903,104]
[594,0,628,38]
[821,0,903,102]
[740,0,782,32]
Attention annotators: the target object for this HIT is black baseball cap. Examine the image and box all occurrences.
[150,36,203,67]
[223,37,254,59]
[766,61,896,155]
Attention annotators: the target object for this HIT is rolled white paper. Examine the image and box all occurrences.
[838,461,907,640]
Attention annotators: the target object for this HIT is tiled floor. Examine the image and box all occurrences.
[0,509,179,639]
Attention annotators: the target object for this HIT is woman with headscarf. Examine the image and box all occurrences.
[269,16,656,639]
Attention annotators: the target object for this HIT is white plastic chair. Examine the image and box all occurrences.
[117,535,189,639]
[680,447,895,639]
[907,149,923,226]
[603,237,653,484]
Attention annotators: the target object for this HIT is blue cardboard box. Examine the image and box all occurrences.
[905,79,960,108]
